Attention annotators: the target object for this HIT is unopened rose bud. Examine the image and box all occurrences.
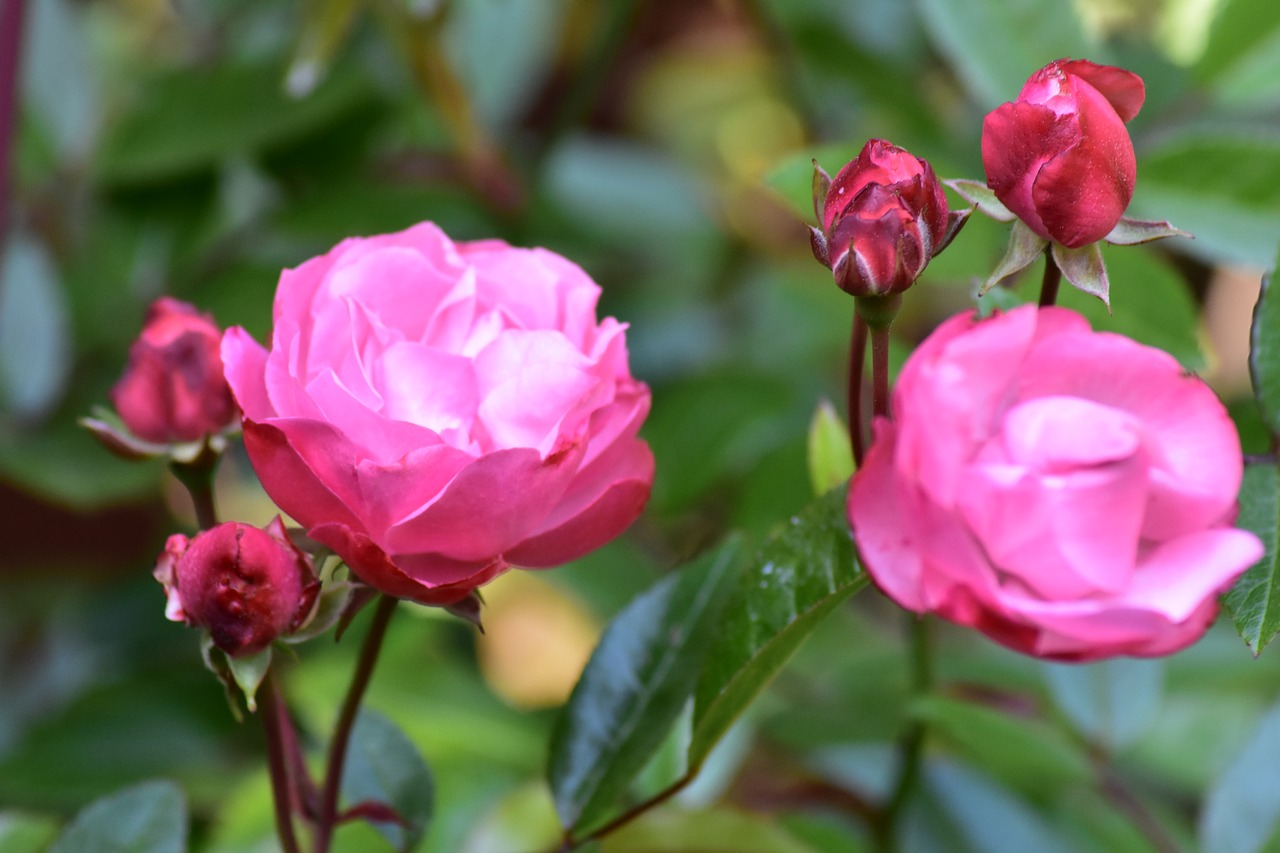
[154,518,320,657]
[982,58,1145,248]
[110,297,238,444]
[810,139,958,298]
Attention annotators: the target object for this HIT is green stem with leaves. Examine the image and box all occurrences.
[314,594,401,853]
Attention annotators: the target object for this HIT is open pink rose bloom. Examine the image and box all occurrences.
[982,58,1145,248]
[849,306,1262,660]
[221,222,654,604]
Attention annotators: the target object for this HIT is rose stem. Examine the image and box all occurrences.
[169,443,221,531]
[870,324,891,420]
[877,615,934,850]
[260,673,303,853]
[314,594,400,853]
[1038,246,1062,307]
[0,0,26,250]
[849,312,868,466]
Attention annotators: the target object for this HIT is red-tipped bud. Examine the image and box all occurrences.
[154,518,320,657]
[812,139,952,297]
[982,58,1145,248]
[110,297,238,444]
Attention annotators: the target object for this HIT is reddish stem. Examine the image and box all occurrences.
[848,312,868,467]
[260,674,302,853]
[313,594,400,853]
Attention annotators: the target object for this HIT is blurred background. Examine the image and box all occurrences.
[3,0,1280,850]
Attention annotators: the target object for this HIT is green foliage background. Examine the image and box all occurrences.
[4,0,1280,850]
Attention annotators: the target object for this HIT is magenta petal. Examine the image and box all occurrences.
[384,442,586,561]
[242,418,366,534]
[1030,81,1136,247]
[222,327,274,420]
[507,477,652,568]
[1056,59,1145,121]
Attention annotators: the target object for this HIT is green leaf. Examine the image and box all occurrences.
[1251,272,1280,434]
[911,696,1091,794]
[548,540,742,832]
[604,807,819,853]
[340,709,435,852]
[806,400,854,497]
[1130,135,1280,267]
[1194,0,1280,106]
[0,232,72,420]
[690,487,866,768]
[0,811,60,853]
[1225,464,1280,654]
[1041,659,1164,751]
[1200,698,1280,853]
[49,780,187,853]
[96,58,377,184]
[926,763,1072,853]
[915,0,1095,109]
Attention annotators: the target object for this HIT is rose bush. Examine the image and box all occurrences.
[810,138,954,297]
[982,58,1145,248]
[111,296,238,443]
[848,306,1262,660]
[155,518,319,657]
[221,222,654,604]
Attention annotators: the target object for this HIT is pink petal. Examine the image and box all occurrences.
[1056,59,1145,121]
[241,418,367,534]
[222,327,274,420]
[376,341,478,436]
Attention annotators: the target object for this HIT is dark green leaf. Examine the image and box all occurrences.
[1200,699,1280,853]
[1252,273,1280,434]
[690,487,865,767]
[911,696,1091,793]
[96,58,377,184]
[603,806,818,853]
[49,780,186,853]
[1226,464,1280,653]
[915,0,1095,109]
[340,709,434,852]
[548,540,742,832]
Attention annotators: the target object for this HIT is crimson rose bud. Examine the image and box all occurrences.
[110,297,238,443]
[810,139,951,298]
[982,58,1145,248]
[154,518,320,657]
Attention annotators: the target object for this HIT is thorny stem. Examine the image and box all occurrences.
[260,673,303,853]
[849,312,868,467]
[314,594,400,853]
[1039,246,1062,307]
[876,615,934,851]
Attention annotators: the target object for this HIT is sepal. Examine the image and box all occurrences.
[1104,216,1192,246]
[982,219,1049,294]
[201,637,272,719]
[811,159,832,222]
[945,179,1016,222]
[1052,241,1111,310]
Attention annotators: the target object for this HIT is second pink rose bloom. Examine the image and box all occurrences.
[221,222,654,604]
[849,306,1261,660]
[982,58,1145,248]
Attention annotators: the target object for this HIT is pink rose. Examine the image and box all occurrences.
[111,297,238,443]
[848,306,1261,660]
[221,222,654,605]
[811,139,953,297]
[155,518,320,657]
[982,59,1145,248]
